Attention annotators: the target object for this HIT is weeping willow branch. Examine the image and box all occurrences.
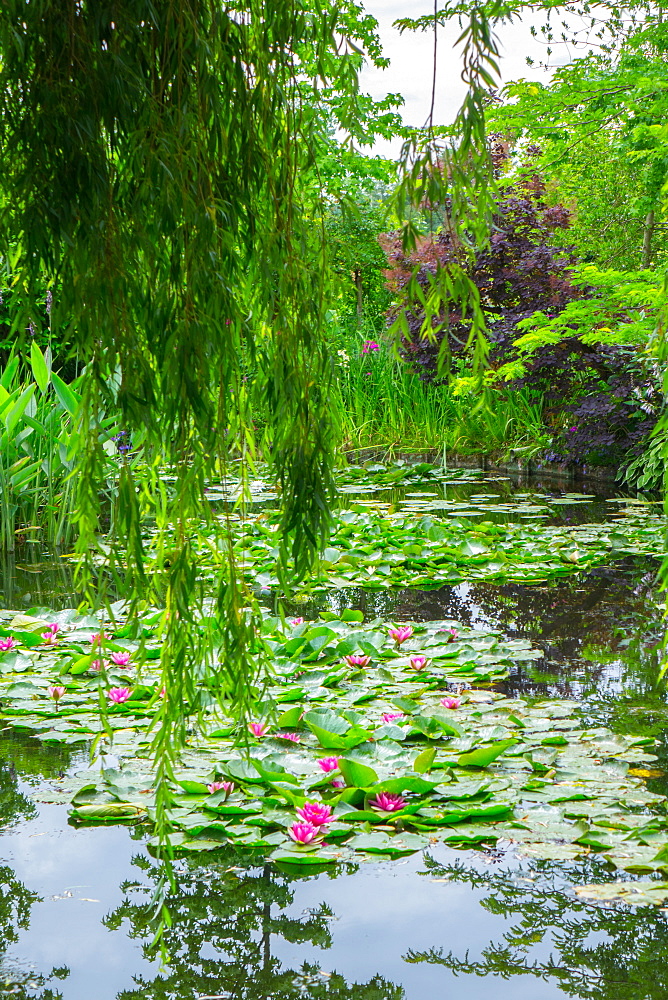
[0,0,349,844]
[389,3,505,376]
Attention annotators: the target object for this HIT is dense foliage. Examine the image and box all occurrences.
[384,146,663,470]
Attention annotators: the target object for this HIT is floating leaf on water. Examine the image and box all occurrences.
[574,881,668,906]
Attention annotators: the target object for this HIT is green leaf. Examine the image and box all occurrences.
[421,802,512,825]
[51,372,80,416]
[68,655,96,675]
[374,776,440,795]
[5,384,36,435]
[0,627,44,648]
[574,881,668,906]
[410,714,460,739]
[306,722,370,750]
[8,614,51,631]
[0,356,19,389]
[277,706,303,728]
[70,802,146,821]
[177,780,209,795]
[338,758,379,787]
[224,760,267,783]
[457,739,517,767]
[392,697,420,713]
[303,709,349,735]
[270,850,337,866]
[252,759,301,785]
[414,747,437,773]
[30,341,50,393]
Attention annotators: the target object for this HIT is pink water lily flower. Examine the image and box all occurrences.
[317,756,341,773]
[344,653,370,668]
[370,792,405,812]
[47,685,65,704]
[331,779,344,788]
[409,655,429,671]
[438,627,459,643]
[278,732,301,743]
[296,802,333,826]
[108,687,131,704]
[381,711,404,724]
[89,631,111,645]
[0,637,16,651]
[289,617,304,626]
[388,625,413,646]
[207,781,234,796]
[41,623,60,644]
[249,721,268,738]
[440,695,461,710]
[89,659,103,673]
[288,821,320,844]
[110,651,131,667]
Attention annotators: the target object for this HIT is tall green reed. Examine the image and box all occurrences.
[0,347,118,551]
[333,338,548,458]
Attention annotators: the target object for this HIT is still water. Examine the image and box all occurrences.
[1,473,666,999]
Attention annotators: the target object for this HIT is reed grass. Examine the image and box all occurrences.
[332,339,549,459]
[0,349,119,551]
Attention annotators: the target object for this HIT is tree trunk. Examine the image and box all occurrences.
[354,268,363,321]
[642,209,655,268]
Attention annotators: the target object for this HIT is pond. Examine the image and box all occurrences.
[1,465,667,999]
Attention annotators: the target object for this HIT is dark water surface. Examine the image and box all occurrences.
[2,475,667,999]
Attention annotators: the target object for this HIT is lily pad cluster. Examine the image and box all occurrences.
[1,606,667,871]
[204,461,488,506]
[204,505,665,592]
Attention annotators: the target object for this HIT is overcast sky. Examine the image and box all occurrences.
[357,2,561,157]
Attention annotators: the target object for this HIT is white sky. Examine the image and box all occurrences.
[357,2,562,157]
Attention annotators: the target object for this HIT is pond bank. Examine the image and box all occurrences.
[345,448,626,485]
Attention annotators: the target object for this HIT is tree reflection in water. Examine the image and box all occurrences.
[0,745,67,999]
[407,853,668,1000]
[106,853,403,1000]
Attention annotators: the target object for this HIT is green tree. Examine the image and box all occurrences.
[490,19,668,268]
[326,190,391,328]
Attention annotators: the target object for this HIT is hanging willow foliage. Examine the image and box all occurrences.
[0,0,392,849]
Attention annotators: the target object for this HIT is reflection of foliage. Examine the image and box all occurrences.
[0,731,76,787]
[0,736,67,998]
[0,863,63,999]
[107,853,403,1000]
[387,557,665,700]
[0,757,36,829]
[407,854,668,1000]
[0,865,38,955]
[0,547,79,613]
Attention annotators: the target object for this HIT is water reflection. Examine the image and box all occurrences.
[409,853,668,1000]
[95,844,668,1000]
[4,759,668,999]
[284,557,665,705]
[1,475,667,998]
[0,738,69,999]
[107,854,403,1000]
[0,547,80,612]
